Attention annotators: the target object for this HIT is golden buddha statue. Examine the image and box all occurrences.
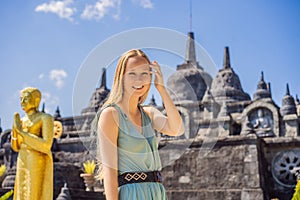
[11,87,54,200]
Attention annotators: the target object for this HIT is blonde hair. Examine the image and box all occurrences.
[103,49,151,107]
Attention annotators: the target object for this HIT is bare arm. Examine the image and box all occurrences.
[98,107,119,200]
[148,61,185,136]
[13,113,53,154]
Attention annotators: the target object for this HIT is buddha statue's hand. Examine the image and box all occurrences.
[13,112,22,133]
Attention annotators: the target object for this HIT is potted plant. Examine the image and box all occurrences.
[80,160,96,191]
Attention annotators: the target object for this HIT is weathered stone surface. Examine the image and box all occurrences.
[241,189,264,200]
[167,68,210,102]
[160,136,263,199]
[259,137,300,200]
[283,114,299,137]
[167,189,244,200]
[68,189,105,200]
[54,163,85,197]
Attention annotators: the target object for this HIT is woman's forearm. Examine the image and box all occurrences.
[103,166,119,200]
[158,87,185,136]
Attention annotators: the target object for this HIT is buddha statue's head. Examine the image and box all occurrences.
[20,87,41,113]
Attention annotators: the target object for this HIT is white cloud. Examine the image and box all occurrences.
[35,0,76,22]
[38,73,45,80]
[132,0,153,9]
[49,69,68,89]
[35,0,154,22]
[81,0,120,21]
[112,0,121,20]
[42,91,60,114]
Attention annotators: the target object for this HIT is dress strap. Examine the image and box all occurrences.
[110,104,128,120]
[139,105,152,124]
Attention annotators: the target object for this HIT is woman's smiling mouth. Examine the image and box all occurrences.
[132,85,144,90]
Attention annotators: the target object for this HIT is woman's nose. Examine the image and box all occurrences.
[136,74,143,81]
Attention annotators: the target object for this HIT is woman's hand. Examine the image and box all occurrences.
[148,61,185,137]
[150,61,165,92]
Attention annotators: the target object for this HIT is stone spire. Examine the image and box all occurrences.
[41,102,45,113]
[286,83,290,96]
[168,31,212,102]
[148,94,157,106]
[267,82,272,98]
[280,83,297,116]
[54,106,62,120]
[295,94,300,105]
[223,46,231,69]
[56,183,72,200]
[210,46,250,103]
[185,32,196,64]
[258,71,267,89]
[100,68,107,90]
[253,71,271,100]
[81,68,110,115]
[176,32,204,70]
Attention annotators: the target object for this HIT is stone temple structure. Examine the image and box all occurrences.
[1,31,300,200]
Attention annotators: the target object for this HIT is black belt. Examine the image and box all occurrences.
[118,171,162,187]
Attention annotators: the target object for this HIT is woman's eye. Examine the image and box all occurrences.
[128,72,136,76]
[142,72,149,76]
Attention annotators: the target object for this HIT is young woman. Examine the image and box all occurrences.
[96,49,184,200]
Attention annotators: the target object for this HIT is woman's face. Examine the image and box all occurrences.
[123,56,151,99]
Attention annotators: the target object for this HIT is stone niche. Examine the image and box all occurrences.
[241,101,279,137]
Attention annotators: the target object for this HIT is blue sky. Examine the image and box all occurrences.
[0,0,300,130]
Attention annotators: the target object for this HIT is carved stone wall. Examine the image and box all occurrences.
[259,137,300,199]
[160,135,264,200]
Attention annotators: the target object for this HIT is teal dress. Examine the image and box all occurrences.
[112,104,168,200]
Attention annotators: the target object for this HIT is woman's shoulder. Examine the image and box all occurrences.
[100,106,118,117]
[99,106,119,124]
[98,106,119,141]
